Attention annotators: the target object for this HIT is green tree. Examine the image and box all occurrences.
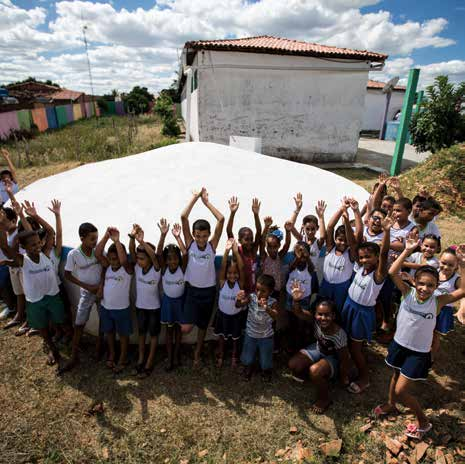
[123,86,154,114]
[154,94,180,137]
[410,75,465,153]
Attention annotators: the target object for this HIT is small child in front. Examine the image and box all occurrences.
[181,187,224,366]
[96,227,133,373]
[236,274,278,382]
[375,241,465,440]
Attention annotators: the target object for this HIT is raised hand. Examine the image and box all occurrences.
[130,223,141,238]
[405,236,421,252]
[22,200,37,217]
[381,213,394,231]
[191,188,202,199]
[225,237,235,251]
[172,223,182,238]
[157,218,169,235]
[315,200,327,217]
[378,172,388,185]
[348,197,359,211]
[200,187,209,204]
[264,216,273,228]
[251,197,261,215]
[228,196,239,213]
[291,280,304,301]
[108,227,120,242]
[294,192,303,211]
[388,176,401,191]
[284,220,293,232]
[47,199,61,215]
[135,229,145,243]
[407,228,419,242]
[11,201,22,216]
[341,196,350,212]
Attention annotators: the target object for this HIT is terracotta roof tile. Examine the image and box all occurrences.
[51,89,84,101]
[367,79,406,90]
[185,35,387,62]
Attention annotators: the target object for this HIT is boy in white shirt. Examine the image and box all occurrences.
[0,149,19,205]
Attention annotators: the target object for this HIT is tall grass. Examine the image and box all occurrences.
[2,114,178,168]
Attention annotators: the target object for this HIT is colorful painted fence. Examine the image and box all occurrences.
[0,102,124,140]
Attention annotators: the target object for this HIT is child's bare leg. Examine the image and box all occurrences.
[194,328,206,365]
[309,360,332,413]
[137,334,146,366]
[431,332,440,357]
[40,328,60,366]
[59,325,84,374]
[216,337,225,367]
[288,352,311,380]
[106,332,116,366]
[174,325,182,365]
[165,325,174,369]
[145,336,158,370]
[14,295,26,322]
[349,339,370,390]
[394,375,429,429]
[181,323,194,334]
[117,335,129,367]
[378,370,400,414]
[232,339,239,367]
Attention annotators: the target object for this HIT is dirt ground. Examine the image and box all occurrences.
[0,163,464,464]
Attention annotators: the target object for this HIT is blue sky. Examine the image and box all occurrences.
[2,0,465,93]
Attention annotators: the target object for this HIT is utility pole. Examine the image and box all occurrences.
[82,21,97,119]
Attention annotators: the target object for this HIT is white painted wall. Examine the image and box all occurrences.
[185,50,371,162]
[362,89,405,131]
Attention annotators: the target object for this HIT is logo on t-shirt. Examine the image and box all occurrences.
[29,265,52,275]
[165,278,184,286]
[138,277,157,285]
[106,275,124,283]
[328,262,345,272]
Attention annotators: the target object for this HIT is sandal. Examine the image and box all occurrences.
[347,381,370,394]
[404,423,432,440]
[15,326,29,336]
[27,328,40,337]
[373,404,400,418]
[3,319,21,330]
[311,400,333,415]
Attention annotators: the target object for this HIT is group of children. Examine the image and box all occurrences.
[0,153,464,441]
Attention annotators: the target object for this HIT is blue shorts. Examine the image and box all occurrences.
[300,342,339,379]
[319,278,352,312]
[161,294,184,326]
[0,265,10,287]
[435,306,454,335]
[241,333,273,370]
[285,292,310,311]
[99,306,133,336]
[341,296,376,342]
[183,284,216,330]
[386,339,431,381]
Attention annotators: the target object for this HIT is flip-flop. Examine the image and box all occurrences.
[3,319,21,330]
[15,326,29,336]
[347,381,370,394]
[373,404,400,418]
[404,423,432,440]
[27,328,40,337]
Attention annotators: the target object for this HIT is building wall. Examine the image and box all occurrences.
[184,50,371,161]
[362,89,405,131]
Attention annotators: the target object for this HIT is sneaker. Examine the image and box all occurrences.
[0,306,14,320]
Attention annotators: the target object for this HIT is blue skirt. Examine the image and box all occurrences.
[161,294,184,325]
[435,306,454,335]
[319,278,352,312]
[341,296,375,342]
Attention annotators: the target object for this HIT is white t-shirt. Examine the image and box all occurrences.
[162,267,185,298]
[135,264,161,310]
[348,264,384,307]
[64,247,102,286]
[185,241,216,288]
[22,252,60,303]
[415,220,441,239]
[394,289,438,353]
[323,248,353,284]
[102,266,132,310]
[49,247,61,285]
[363,226,384,244]
[434,274,460,299]
[0,181,18,204]
[286,266,312,299]
[406,252,439,277]
[218,281,241,316]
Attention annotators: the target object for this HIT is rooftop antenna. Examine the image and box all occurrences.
[81,13,97,119]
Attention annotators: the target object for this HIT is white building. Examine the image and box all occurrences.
[180,36,387,162]
[362,79,406,132]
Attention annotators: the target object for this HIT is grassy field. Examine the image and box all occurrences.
[0,130,464,463]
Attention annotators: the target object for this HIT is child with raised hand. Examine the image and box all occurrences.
[214,238,245,368]
[181,187,224,367]
[0,149,19,205]
[342,213,393,394]
[288,284,350,414]
[431,247,463,355]
[375,242,465,440]
[159,221,187,372]
[128,224,161,378]
[236,274,278,382]
[320,198,361,312]
[403,233,439,276]
[1,202,65,368]
[60,222,102,374]
[96,227,134,373]
[226,196,261,294]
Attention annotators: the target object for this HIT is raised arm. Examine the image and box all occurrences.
[200,188,224,251]
[260,216,272,258]
[48,199,62,258]
[315,200,327,248]
[128,223,140,263]
[279,221,293,258]
[372,173,388,209]
[219,238,234,285]
[22,200,55,256]
[388,176,404,200]
[326,205,344,252]
[156,218,169,258]
[1,149,18,185]
[226,196,239,239]
[341,203,357,261]
[135,228,159,271]
[389,237,420,296]
[181,189,201,248]
[348,197,363,244]
[232,239,245,289]
[289,192,302,227]
[252,197,262,250]
[172,223,188,271]
[95,227,111,267]
[438,245,465,309]
[109,228,132,274]
[375,214,393,282]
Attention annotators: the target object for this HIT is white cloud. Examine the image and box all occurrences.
[0,0,461,94]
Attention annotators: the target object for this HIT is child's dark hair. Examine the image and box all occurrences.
[18,230,39,247]
[412,194,427,205]
[295,240,315,272]
[334,224,346,240]
[192,219,211,233]
[136,242,156,257]
[358,241,380,256]
[163,244,182,265]
[257,273,275,291]
[414,265,439,282]
[382,195,396,205]
[315,299,337,314]
[394,197,412,211]
[302,214,318,226]
[441,246,456,256]
[0,170,13,178]
[108,242,127,255]
[2,207,17,222]
[238,226,253,240]
[420,198,442,213]
[370,207,387,217]
[79,222,98,238]
[422,234,440,247]
[38,228,46,241]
